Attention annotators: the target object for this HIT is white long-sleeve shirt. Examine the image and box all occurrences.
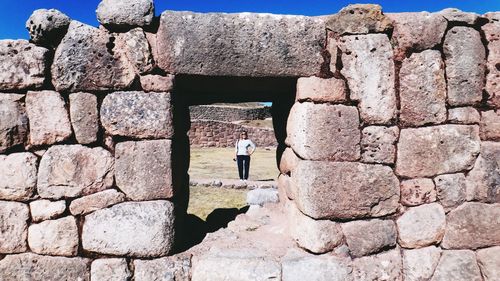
[235,139,256,156]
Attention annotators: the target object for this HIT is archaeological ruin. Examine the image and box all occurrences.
[0,0,499,280]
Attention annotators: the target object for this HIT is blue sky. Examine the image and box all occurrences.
[1,0,499,39]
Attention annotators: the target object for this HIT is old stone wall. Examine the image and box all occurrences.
[0,0,499,280]
[189,104,272,122]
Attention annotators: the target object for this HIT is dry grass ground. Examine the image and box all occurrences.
[187,186,248,220]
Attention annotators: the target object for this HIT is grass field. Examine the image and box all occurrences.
[187,186,248,220]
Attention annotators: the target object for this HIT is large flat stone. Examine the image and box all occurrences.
[466,141,500,203]
[26,91,72,146]
[0,40,49,91]
[28,216,79,256]
[0,152,37,201]
[69,92,98,144]
[360,126,398,164]
[82,201,175,257]
[402,246,442,281]
[342,219,397,257]
[96,0,154,30]
[396,125,480,178]
[101,91,173,139]
[483,22,500,108]
[29,199,66,222]
[286,103,360,161]
[399,50,447,126]
[444,26,486,106]
[431,250,482,281]
[294,161,399,219]
[52,21,136,92]
[37,145,114,199]
[477,246,500,281]
[296,76,347,103]
[115,140,173,201]
[352,249,403,281]
[133,256,191,281]
[396,203,446,248]
[326,4,392,35]
[441,202,500,249]
[0,201,29,253]
[0,253,91,281]
[69,189,125,216]
[448,107,480,124]
[91,258,131,281]
[156,11,325,77]
[0,94,28,153]
[281,250,353,281]
[339,34,397,124]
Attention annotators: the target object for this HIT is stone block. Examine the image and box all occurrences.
[441,202,500,249]
[439,8,481,24]
[360,126,398,164]
[97,0,154,30]
[399,50,447,126]
[397,203,446,248]
[82,201,175,257]
[477,246,500,281]
[246,188,279,206]
[431,250,482,281]
[26,9,70,46]
[69,92,98,144]
[281,250,353,281]
[480,110,500,141]
[294,161,399,219]
[91,258,131,281]
[444,26,486,106]
[466,141,500,203]
[28,216,79,256]
[156,11,325,77]
[0,152,37,201]
[326,4,392,35]
[101,91,173,139]
[295,76,346,103]
[0,40,49,91]
[483,22,500,108]
[140,74,175,92]
[352,249,402,281]
[0,94,28,153]
[133,256,191,281]
[396,125,480,178]
[69,189,125,216]
[26,90,72,146]
[339,34,397,124]
[402,246,442,281]
[30,200,66,222]
[52,21,136,92]
[286,103,360,161]
[327,36,338,72]
[400,178,437,206]
[0,201,29,253]
[0,253,91,281]
[116,27,153,74]
[342,219,397,257]
[448,107,480,124]
[279,147,300,175]
[115,140,173,201]
[37,145,114,199]
[435,173,466,212]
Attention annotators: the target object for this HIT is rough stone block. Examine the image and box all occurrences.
[156,11,325,77]
[91,258,131,281]
[69,92,98,144]
[466,141,500,203]
[441,202,500,249]
[294,161,399,219]
[26,9,70,46]
[37,145,114,199]
[327,36,338,72]
[476,246,500,281]
[115,140,173,201]
[286,103,360,161]
[435,173,466,212]
[448,107,480,124]
[0,201,29,253]
[396,125,480,178]
[397,203,446,248]
[278,173,294,200]
[28,216,79,256]
[295,76,346,103]
[352,249,402,281]
[0,40,49,91]
[26,90,72,146]
[279,147,300,175]
[69,189,125,216]
[0,152,37,201]
[246,188,279,206]
[281,250,353,281]
[140,74,174,92]
[480,110,500,141]
[30,200,66,222]
[360,126,398,164]
[341,219,397,257]
[439,8,481,24]
[133,256,191,281]
[0,94,28,153]
[97,0,154,30]
[101,91,173,139]
[402,246,442,281]
[431,250,482,281]
[82,201,175,257]
[483,22,500,108]
[444,26,486,106]
[399,50,447,126]
[52,21,136,92]
[339,34,397,124]
[400,178,437,207]
[116,27,153,74]
[326,4,392,35]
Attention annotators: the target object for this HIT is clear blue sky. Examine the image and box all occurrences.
[1,0,499,39]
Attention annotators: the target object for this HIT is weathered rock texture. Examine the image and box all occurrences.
[91,258,131,281]
[0,94,28,153]
[403,246,442,281]
[431,250,482,281]
[26,9,70,45]
[97,0,154,30]
[397,203,446,248]
[28,216,79,256]
[466,141,500,203]
[29,200,66,222]
[0,152,37,201]
[326,4,392,35]
[360,126,398,164]
[69,92,98,144]
[0,201,29,253]
[342,219,397,257]
[483,22,500,108]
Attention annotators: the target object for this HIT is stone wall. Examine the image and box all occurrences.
[189,104,272,122]
[0,0,499,280]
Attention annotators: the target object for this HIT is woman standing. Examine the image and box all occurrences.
[234,131,256,181]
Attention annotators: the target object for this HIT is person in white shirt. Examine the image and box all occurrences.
[233,131,256,181]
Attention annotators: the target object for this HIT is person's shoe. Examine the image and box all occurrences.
[239,179,244,182]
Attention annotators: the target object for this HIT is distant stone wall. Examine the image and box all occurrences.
[189,105,272,122]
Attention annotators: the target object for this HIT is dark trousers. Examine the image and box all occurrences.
[237,155,251,180]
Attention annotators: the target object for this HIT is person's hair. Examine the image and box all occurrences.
[240,131,248,135]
